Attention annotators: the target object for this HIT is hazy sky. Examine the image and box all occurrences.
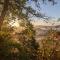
[28,0,60,18]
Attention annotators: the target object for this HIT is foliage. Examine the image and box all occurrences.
[0,0,58,60]
[39,30,60,60]
[0,16,40,60]
[0,0,57,28]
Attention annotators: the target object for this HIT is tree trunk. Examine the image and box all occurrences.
[0,0,9,30]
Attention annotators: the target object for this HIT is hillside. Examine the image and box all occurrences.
[34,25,60,41]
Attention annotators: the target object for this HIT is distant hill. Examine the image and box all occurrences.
[34,25,60,41]
[31,18,60,26]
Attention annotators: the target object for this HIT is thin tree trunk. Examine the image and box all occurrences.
[0,0,9,30]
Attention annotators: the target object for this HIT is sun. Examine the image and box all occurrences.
[9,20,20,27]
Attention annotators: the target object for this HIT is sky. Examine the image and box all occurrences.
[27,0,60,19]
[9,0,60,27]
[25,0,60,26]
[41,0,60,18]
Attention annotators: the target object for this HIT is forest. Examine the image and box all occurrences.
[0,0,60,60]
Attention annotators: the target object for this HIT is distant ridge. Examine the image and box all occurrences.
[31,18,60,26]
[34,24,60,41]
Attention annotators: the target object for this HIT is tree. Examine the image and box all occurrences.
[0,0,57,60]
[0,7,40,60]
[15,19,40,60]
[0,0,56,29]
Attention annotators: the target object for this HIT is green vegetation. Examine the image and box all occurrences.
[0,0,60,60]
[0,17,39,60]
[39,30,60,60]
